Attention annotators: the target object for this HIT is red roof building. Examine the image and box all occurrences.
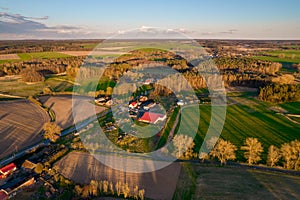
[0,163,17,179]
[129,101,138,109]
[138,112,166,124]
[0,190,8,200]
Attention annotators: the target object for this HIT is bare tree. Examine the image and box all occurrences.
[74,185,83,196]
[109,181,114,195]
[115,181,122,196]
[199,152,209,162]
[133,185,139,200]
[138,189,145,200]
[173,134,196,159]
[281,142,295,170]
[292,140,300,170]
[103,180,109,193]
[267,145,281,167]
[122,182,130,198]
[43,122,61,142]
[209,139,237,165]
[281,140,300,170]
[241,138,264,165]
[90,180,98,196]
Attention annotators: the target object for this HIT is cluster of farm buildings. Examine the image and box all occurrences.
[0,162,36,200]
[128,95,166,124]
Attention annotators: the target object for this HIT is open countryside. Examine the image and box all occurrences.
[0,99,49,159]
[0,39,300,200]
[1,1,300,199]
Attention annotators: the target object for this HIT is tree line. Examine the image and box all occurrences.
[0,40,102,54]
[74,180,145,199]
[173,135,300,170]
[258,83,300,103]
[0,56,85,80]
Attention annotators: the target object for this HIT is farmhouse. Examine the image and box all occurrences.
[129,101,138,109]
[138,112,166,124]
[0,163,16,179]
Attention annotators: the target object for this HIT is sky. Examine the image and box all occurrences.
[0,0,300,39]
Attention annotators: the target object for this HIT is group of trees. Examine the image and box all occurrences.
[208,137,300,170]
[172,134,198,159]
[20,67,45,82]
[214,57,282,75]
[43,122,62,142]
[173,135,300,170]
[74,180,145,200]
[258,83,300,103]
[0,56,84,82]
[0,40,102,54]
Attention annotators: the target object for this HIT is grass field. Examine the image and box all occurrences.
[18,51,72,60]
[0,75,74,97]
[253,50,300,63]
[188,164,300,199]
[279,101,300,114]
[177,96,300,162]
[0,52,72,63]
[0,99,49,159]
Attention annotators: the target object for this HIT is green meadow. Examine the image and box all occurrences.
[0,75,73,97]
[176,96,300,162]
[253,50,300,63]
[18,51,72,60]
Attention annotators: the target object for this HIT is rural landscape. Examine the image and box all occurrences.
[0,39,299,200]
[1,0,300,200]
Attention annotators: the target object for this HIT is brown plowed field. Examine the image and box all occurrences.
[39,95,106,129]
[55,151,181,200]
[0,99,49,159]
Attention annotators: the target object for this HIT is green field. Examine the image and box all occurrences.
[18,51,72,60]
[176,96,300,162]
[279,101,300,114]
[253,50,300,63]
[0,75,73,97]
[0,52,73,64]
[175,164,300,199]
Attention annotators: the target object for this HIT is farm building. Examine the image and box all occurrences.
[142,100,156,110]
[1,177,35,199]
[0,163,16,179]
[0,190,8,200]
[138,112,166,124]
[177,100,185,106]
[129,101,138,109]
[21,160,37,170]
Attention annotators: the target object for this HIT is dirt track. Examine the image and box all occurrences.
[0,54,20,60]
